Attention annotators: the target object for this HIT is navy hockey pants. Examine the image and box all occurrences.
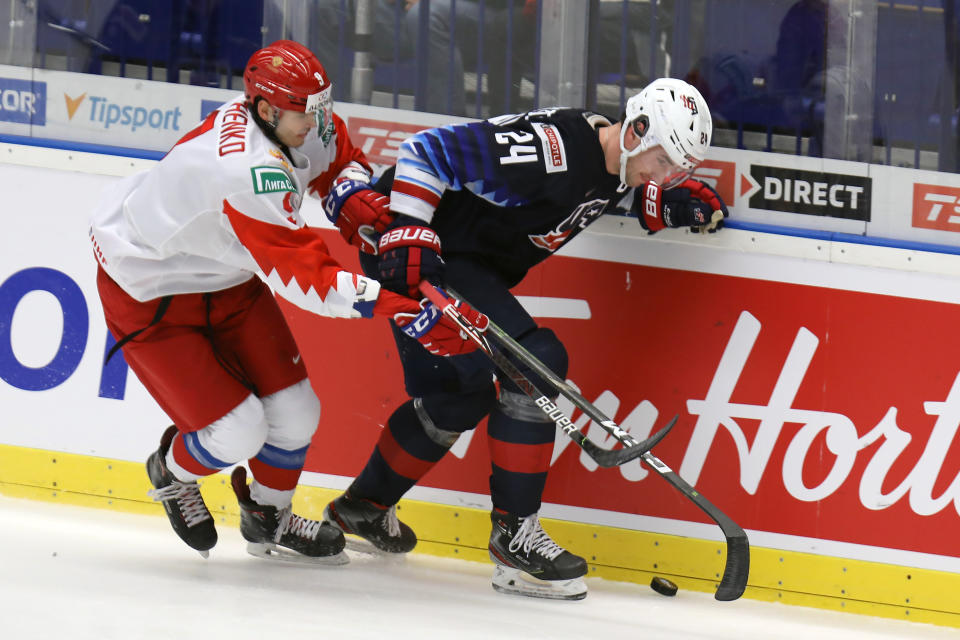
[351,252,568,516]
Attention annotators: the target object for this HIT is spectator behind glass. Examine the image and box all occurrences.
[774,0,828,153]
[309,1,669,118]
[308,0,482,116]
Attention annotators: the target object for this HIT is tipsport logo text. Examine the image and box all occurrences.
[65,93,182,133]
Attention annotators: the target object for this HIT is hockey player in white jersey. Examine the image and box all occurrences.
[89,40,487,562]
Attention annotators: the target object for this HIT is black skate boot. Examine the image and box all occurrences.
[488,509,588,600]
[231,467,347,565]
[145,425,217,557]
[323,490,417,554]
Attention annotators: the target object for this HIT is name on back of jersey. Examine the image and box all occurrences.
[219,102,249,156]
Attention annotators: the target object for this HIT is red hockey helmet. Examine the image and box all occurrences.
[244,40,333,131]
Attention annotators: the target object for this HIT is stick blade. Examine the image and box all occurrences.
[590,414,678,468]
[714,534,750,601]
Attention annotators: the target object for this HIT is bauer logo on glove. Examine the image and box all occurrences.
[377,215,446,298]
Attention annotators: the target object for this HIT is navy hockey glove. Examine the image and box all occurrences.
[322,179,395,255]
[377,214,445,298]
[394,298,489,357]
[636,179,729,233]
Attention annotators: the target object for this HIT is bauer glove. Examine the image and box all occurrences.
[635,179,729,233]
[378,214,445,298]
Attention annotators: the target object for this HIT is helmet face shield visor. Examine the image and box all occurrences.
[660,165,696,190]
[640,149,696,190]
[618,131,699,189]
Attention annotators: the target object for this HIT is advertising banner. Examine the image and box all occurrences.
[6,145,960,576]
[0,66,44,136]
[8,65,960,250]
[28,66,230,151]
[283,235,960,567]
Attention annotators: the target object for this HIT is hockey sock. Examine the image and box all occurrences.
[350,400,450,505]
[168,431,225,481]
[487,406,554,516]
[248,442,310,507]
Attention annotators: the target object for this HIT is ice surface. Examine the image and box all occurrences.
[2,496,956,640]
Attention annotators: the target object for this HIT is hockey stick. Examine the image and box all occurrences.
[420,282,749,601]
[418,281,675,467]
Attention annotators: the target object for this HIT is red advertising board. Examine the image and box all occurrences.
[693,159,736,206]
[913,182,960,233]
[345,117,429,167]
[285,232,960,560]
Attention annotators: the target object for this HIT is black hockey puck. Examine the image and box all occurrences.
[650,577,678,596]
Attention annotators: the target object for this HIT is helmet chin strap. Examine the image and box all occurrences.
[617,155,630,192]
[250,97,291,156]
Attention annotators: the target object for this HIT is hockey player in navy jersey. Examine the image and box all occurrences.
[89,40,484,563]
[320,77,728,599]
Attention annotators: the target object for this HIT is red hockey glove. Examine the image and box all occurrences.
[322,179,395,254]
[378,214,445,298]
[635,179,729,233]
[394,298,489,357]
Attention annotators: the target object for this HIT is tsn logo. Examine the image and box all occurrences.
[346,117,426,166]
[692,160,735,206]
[913,183,960,232]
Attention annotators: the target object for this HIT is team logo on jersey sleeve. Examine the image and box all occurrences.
[528,198,608,251]
[251,166,296,194]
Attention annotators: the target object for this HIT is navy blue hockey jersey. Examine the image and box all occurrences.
[389,108,632,286]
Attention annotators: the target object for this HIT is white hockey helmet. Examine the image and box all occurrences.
[619,77,712,188]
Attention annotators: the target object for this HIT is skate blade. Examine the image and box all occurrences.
[245,542,349,566]
[343,537,408,563]
[491,565,587,601]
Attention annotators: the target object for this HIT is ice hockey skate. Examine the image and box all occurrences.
[146,425,218,558]
[488,509,588,600]
[230,467,347,565]
[323,491,417,555]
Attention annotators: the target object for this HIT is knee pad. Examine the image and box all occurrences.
[191,394,269,466]
[261,379,322,449]
[498,388,552,422]
[498,327,568,396]
[419,381,498,441]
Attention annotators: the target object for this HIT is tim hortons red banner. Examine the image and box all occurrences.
[285,234,960,559]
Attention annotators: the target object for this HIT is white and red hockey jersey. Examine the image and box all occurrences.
[89,95,381,318]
